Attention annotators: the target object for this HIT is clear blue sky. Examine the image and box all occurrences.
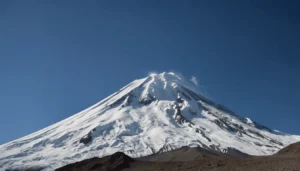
[0,0,299,144]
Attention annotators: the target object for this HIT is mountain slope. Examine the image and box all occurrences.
[56,143,300,171]
[276,141,300,156]
[0,72,299,171]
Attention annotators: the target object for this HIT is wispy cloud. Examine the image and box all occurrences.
[190,76,198,86]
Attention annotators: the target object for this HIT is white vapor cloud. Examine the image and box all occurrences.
[190,76,198,86]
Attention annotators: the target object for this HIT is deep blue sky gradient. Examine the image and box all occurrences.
[0,0,300,144]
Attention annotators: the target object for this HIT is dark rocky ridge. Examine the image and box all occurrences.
[56,152,133,171]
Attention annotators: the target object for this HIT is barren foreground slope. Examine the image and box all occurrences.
[56,142,300,171]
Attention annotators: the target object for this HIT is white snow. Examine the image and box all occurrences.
[0,72,299,171]
[245,117,254,125]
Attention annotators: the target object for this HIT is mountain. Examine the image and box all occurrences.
[0,72,299,171]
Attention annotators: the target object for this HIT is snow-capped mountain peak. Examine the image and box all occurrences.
[1,72,299,171]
